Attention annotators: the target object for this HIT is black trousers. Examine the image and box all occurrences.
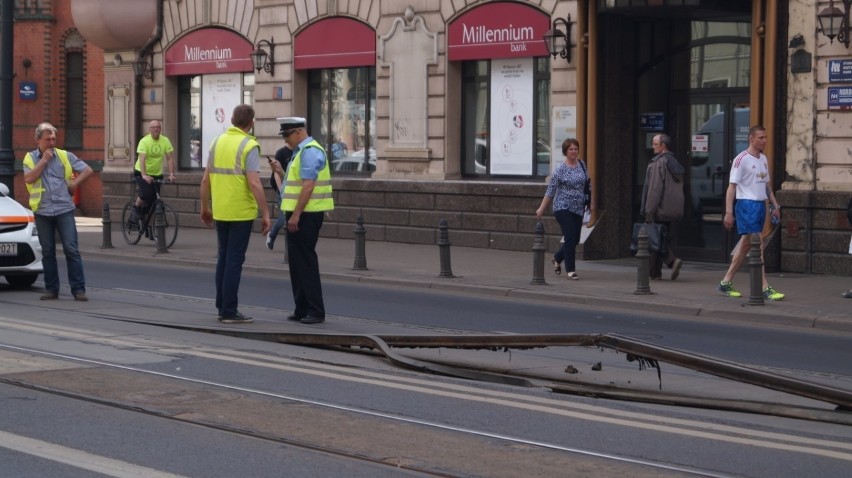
[285,211,325,318]
[649,220,677,278]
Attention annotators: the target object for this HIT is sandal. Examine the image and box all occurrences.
[566,272,579,280]
[552,260,561,275]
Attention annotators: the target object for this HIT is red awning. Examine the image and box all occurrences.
[165,28,253,76]
[295,18,376,69]
[447,2,550,61]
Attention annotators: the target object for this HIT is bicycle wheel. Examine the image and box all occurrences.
[120,201,143,245]
[151,202,179,249]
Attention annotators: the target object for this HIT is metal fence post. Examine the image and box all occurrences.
[437,218,454,278]
[155,202,168,253]
[100,201,114,249]
[353,211,368,270]
[531,221,546,285]
[747,233,765,306]
[634,225,652,295]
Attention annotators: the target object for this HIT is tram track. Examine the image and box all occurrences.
[1,290,851,476]
[0,342,730,478]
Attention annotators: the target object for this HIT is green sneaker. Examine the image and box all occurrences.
[718,281,742,298]
[763,285,785,301]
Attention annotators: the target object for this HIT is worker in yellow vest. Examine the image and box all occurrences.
[277,116,334,325]
[22,122,93,301]
[200,105,271,323]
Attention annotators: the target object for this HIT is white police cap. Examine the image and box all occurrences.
[277,116,306,135]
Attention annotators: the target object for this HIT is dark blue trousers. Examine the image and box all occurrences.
[214,220,253,317]
[285,211,325,318]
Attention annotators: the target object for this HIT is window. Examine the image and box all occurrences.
[177,73,255,170]
[461,57,551,177]
[63,29,85,150]
[308,67,376,174]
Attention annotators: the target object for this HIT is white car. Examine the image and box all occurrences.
[0,182,43,288]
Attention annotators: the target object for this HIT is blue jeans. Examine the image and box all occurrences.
[214,220,253,317]
[553,209,583,273]
[35,211,86,294]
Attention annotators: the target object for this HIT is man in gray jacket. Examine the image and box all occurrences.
[640,133,685,280]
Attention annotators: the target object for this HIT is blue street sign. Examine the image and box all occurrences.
[19,82,36,100]
[639,112,665,131]
[827,87,852,110]
[828,60,852,83]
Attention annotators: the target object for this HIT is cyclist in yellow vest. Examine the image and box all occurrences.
[278,116,334,325]
[200,105,271,324]
[22,122,93,301]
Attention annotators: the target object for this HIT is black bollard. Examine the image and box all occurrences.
[634,225,652,295]
[155,202,169,253]
[437,218,454,278]
[100,201,114,249]
[353,212,368,270]
[531,221,546,285]
[746,233,765,306]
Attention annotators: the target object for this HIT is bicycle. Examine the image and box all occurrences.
[121,178,179,248]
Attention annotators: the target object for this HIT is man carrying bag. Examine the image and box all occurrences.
[639,133,685,280]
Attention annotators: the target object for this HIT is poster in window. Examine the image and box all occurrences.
[201,73,242,167]
[551,106,576,174]
[490,58,533,175]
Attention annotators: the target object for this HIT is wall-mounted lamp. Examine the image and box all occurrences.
[817,0,851,48]
[250,37,275,75]
[543,15,574,62]
[133,50,153,81]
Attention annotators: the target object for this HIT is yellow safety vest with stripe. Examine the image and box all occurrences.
[207,126,260,221]
[22,149,73,212]
[281,140,334,212]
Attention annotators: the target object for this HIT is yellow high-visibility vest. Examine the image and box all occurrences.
[22,149,73,212]
[281,140,334,212]
[207,127,260,221]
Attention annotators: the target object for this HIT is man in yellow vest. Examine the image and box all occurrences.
[200,105,271,323]
[278,116,334,325]
[22,122,93,301]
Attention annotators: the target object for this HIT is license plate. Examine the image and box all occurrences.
[0,243,17,256]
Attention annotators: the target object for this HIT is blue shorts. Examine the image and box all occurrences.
[735,199,765,235]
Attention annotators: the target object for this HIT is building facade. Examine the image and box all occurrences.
[66,0,850,275]
[5,0,105,215]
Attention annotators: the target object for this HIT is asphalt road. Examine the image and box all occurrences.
[0,258,849,477]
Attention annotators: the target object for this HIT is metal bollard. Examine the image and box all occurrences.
[634,225,652,295]
[353,212,368,270]
[100,201,114,249]
[531,221,546,285]
[155,202,169,253]
[437,218,455,278]
[746,233,765,306]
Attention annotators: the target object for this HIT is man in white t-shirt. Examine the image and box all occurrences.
[717,125,784,300]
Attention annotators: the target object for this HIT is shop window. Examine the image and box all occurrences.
[178,73,255,170]
[64,51,84,149]
[461,57,551,177]
[307,67,376,175]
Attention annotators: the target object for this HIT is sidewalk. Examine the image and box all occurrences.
[75,217,852,333]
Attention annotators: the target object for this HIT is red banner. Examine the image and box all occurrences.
[447,2,550,61]
[165,28,253,76]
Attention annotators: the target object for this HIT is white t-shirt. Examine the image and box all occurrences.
[729,149,769,201]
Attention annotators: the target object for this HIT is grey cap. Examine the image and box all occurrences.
[277,116,306,135]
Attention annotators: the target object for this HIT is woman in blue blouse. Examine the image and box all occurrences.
[535,138,592,280]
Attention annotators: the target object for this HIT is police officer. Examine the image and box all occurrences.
[200,105,271,323]
[277,117,334,325]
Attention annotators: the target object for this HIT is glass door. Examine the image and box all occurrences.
[674,96,749,262]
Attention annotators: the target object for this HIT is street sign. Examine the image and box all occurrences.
[828,87,852,110]
[828,59,852,83]
[19,82,36,100]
